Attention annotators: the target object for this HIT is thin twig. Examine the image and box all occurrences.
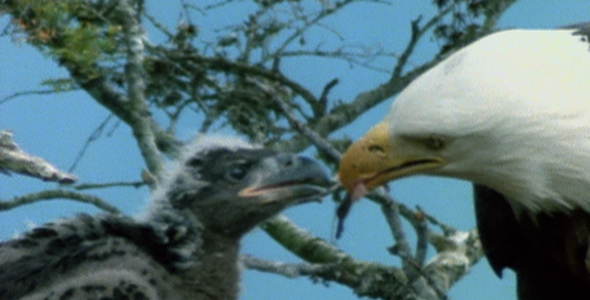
[251,79,341,162]
[170,53,320,106]
[0,189,120,214]
[142,11,174,39]
[413,207,429,267]
[275,44,398,73]
[315,78,338,117]
[371,188,415,275]
[391,4,453,79]
[69,114,114,172]
[392,16,423,78]
[0,89,57,105]
[74,180,146,190]
[417,205,456,235]
[272,0,361,59]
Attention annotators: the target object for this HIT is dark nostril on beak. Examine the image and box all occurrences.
[368,144,384,154]
[271,155,331,187]
[278,154,299,169]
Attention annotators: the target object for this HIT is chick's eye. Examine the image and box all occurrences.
[227,164,249,182]
[186,157,203,168]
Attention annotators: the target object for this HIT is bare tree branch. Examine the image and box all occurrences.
[241,255,333,278]
[117,0,166,178]
[316,78,338,117]
[167,53,320,106]
[423,229,483,296]
[252,79,341,161]
[269,0,362,60]
[262,215,349,263]
[74,181,146,190]
[68,114,114,172]
[413,209,429,267]
[377,188,415,275]
[0,189,120,214]
[0,130,76,184]
[256,212,483,300]
[0,89,57,105]
[418,205,457,235]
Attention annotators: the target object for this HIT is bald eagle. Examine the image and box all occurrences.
[0,136,330,300]
[338,24,590,299]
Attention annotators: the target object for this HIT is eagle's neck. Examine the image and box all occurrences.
[144,202,242,300]
[180,231,241,300]
[466,114,590,216]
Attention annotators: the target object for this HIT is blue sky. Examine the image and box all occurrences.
[1,1,589,299]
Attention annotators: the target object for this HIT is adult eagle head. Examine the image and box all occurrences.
[338,24,590,300]
[339,27,590,215]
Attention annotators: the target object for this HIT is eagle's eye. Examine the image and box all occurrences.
[424,136,446,150]
[227,163,249,182]
[186,157,203,168]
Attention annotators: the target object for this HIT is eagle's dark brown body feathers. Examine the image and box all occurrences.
[474,185,590,300]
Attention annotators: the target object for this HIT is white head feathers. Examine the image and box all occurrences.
[386,29,590,214]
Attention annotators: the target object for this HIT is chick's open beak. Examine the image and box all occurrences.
[239,155,332,204]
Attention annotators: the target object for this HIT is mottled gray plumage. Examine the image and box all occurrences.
[0,136,330,300]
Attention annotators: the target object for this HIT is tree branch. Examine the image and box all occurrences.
[259,214,482,299]
[378,188,416,275]
[413,208,429,267]
[423,229,483,295]
[0,89,58,105]
[166,52,320,106]
[117,0,165,178]
[252,79,341,161]
[0,189,120,214]
[241,255,334,278]
[254,216,417,299]
[0,130,76,184]
[261,215,349,263]
[74,181,146,190]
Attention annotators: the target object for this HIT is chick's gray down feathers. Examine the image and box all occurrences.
[0,136,330,300]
